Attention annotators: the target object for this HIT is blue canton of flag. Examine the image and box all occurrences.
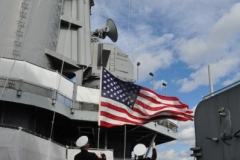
[101,68,141,109]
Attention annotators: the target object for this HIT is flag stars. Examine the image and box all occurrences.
[102,68,141,110]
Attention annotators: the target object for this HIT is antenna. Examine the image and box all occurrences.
[105,19,118,42]
[92,19,118,42]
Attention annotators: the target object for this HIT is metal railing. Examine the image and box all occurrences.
[57,92,72,107]
[0,77,73,108]
[157,119,178,132]
[202,80,240,99]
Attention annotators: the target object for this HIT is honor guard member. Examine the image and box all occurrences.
[74,136,106,160]
[133,142,157,160]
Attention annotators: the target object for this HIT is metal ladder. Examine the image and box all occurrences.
[109,47,115,72]
[13,0,30,59]
[51,0,64,50]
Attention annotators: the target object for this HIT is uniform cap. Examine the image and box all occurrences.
[133,144,147,156]
[76,136,88,147]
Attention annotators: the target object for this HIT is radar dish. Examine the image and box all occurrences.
[106,19,118,42]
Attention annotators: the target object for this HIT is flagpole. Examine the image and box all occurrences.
[145,133,157,158]
[104,129,108,149]
[97,126,100,149]
[98,66,103,149]
[98,66,103,126]
[124,125,126,160]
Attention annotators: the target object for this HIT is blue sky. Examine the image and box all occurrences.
[90,0,240,159]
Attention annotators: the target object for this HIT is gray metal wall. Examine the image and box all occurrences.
[57,0,92,67]
[0,0,60,66]
[194,84,240,160]
[0,0,92,72]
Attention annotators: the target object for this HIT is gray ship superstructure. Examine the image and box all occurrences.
[191,81,240,159]
[0,0,178,159]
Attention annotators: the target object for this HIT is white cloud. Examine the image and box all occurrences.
[222,71,240,86]
[134,34,174,55]
[209,3,240,46]
[157,149,193,160]
[176,3,240,92]
[177,120,194,131]
[177,3,240,69]
[178,127,195,145]
[133,49,174,82]
[157,149,177,160]
[178,150,192,160]
[154,80,167,91]
[177,54,240,92]
[179,2,240,66]
[176,115,195,146]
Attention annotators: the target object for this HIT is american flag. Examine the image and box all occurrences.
[99,68,193,128]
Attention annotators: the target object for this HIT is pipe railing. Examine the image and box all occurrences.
[202,80,240,99]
